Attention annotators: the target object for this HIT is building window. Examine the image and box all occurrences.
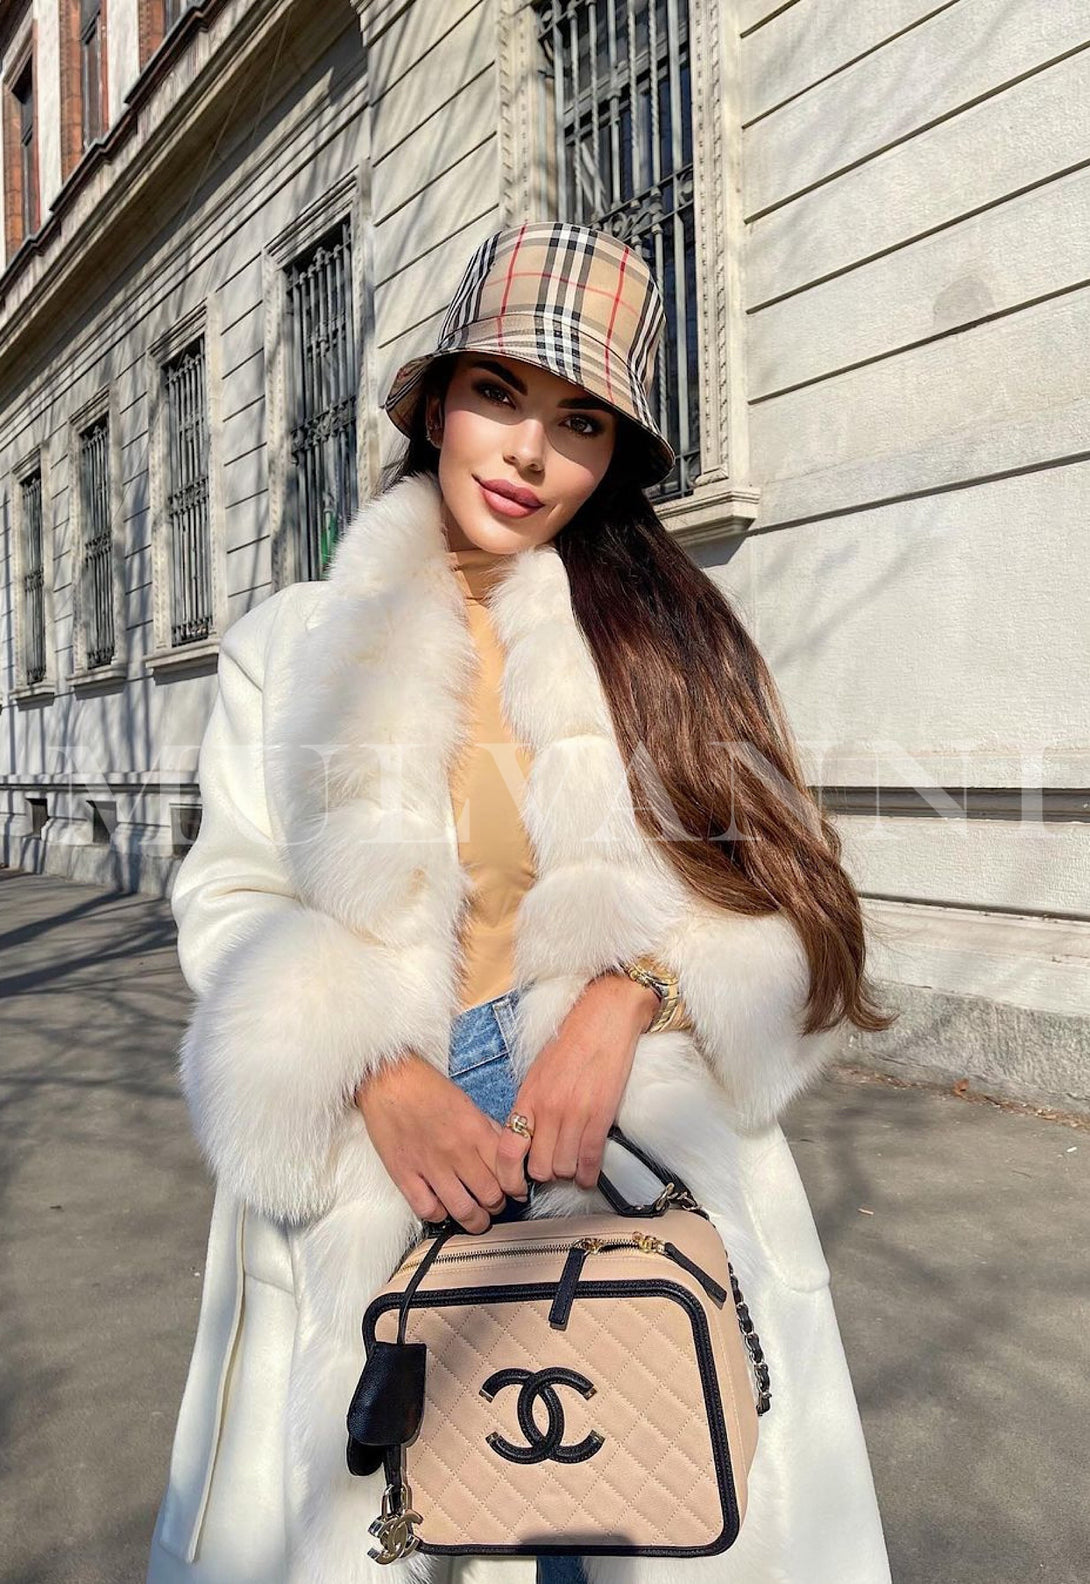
[531,0,697,500]
[27,795,49,837]
[285,217,358,581]
[20,469,46,684]
[162,337,213,645]
[17,61,35,234]
[80,0,105,147]
[16,58,38,239]
[78,415,115,668]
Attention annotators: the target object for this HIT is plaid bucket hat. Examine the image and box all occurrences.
[382,221,676,486]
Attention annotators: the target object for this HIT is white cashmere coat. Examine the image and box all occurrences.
[146,471,892,1584]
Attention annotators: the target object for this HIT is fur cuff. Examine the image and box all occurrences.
[661,905,837,1132]
[178,906,452,1224]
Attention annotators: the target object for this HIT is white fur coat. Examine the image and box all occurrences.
[148,472,892,1584]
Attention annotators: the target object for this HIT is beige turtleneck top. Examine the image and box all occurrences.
[446,544,537,1010]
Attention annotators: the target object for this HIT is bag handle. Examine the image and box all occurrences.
[422,1121,705,1234]
[593,1122,707,1218]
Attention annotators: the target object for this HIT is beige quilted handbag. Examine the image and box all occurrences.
[346,1124,770,1566]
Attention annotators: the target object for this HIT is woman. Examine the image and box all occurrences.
[147,222,895,1584]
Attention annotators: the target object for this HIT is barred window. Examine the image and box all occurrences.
[533,0,697,498]
[164,0,191,30]
[21,469,46,685]
[285,217,358,582]
[80,0,104,147]
[78,416,115,668]
[163,338,213,645]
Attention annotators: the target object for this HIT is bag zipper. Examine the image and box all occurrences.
[395,1230,727,1312]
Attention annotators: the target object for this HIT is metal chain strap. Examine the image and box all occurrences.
[726,1258,771,1415]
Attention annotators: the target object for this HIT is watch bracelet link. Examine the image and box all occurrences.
[619,954,693,1035]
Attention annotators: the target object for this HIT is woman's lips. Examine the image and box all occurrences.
[477,479,542,518]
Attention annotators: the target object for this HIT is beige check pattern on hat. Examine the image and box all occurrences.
[383,221,676,487]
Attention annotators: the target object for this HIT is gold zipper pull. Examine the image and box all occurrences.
[575,1236,605,1252]
[633,1232,666,1254]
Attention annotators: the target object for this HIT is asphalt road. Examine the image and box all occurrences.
[0,868,1086,1584]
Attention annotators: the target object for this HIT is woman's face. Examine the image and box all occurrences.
[425,352,618,552]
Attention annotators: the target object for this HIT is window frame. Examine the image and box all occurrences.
[68,385,128,691]
[79,0,107,150]
[263,170,370,591]
[9,444,56,704]
[145,298,227,676]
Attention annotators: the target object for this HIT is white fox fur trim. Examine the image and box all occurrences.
[177,910,456,1224]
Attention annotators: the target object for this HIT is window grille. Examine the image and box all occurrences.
[533,0,698,497]
[164,338,213,644]
[81,0,104,147]
[21,470,46,684]
[78,416,115,667]
[285,217,358,581]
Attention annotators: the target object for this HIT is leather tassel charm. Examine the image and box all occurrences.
[346,1340,427,1476]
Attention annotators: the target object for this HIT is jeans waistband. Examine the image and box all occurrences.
[451,986,522,1051]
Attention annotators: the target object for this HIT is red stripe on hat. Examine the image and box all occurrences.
[497,224,529,354]
[602,249,627,403]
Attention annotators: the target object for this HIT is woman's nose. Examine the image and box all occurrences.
[505,421,546,472]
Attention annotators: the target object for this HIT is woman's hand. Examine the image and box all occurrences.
[354,1056,526,1234]
[493,974,660,1198]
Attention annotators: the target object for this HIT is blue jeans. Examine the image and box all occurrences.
[448,987,589,1584]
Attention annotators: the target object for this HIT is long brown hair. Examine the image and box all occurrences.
[378,356,896,1039]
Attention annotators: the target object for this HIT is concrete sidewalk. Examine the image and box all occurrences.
[0,868,1086,1584]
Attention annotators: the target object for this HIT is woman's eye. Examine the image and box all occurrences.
[473,379,601,437]
[475,380,513,406]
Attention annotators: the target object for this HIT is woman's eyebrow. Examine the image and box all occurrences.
[468,357,613,412]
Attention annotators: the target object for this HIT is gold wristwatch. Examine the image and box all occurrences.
[618,955,692,1034]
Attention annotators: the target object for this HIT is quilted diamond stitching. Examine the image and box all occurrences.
[379,1288,728,1548]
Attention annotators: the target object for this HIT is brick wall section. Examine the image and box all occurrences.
[58,1,81,182]
[138,0,166,71]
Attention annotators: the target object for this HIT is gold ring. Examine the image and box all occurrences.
[506,1111,533,1139]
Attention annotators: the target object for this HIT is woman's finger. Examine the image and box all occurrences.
[432,1173,491,1234]
[526,1111,559,1185]
[403,1173,446,1224]
[494,1112,533,1199]
[461,1153,507,1215]
[576,1121,610,1190]
[552,1112,587,1182]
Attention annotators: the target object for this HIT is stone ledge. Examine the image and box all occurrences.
[143,640,221,678]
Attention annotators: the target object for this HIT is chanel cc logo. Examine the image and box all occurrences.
[479,1366,605,1464]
